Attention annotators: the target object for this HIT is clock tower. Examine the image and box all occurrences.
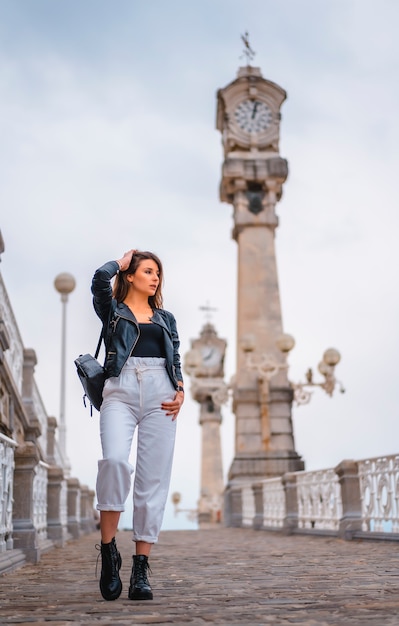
[216,62,304,484]
[184,322,228,527]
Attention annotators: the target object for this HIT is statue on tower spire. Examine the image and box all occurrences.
[240,31,256,65]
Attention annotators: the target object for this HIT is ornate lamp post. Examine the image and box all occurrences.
[170,492,198,523]
[54,272,76,473]
[242,332,345,407]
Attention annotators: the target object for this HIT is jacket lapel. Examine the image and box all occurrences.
[116,302,137,323]
[151,310,171,335]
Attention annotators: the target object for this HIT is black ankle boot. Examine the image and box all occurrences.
[128,555,153,600]
[99,537,122,601]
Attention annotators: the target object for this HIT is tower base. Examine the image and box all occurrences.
[228,450,304,482]
[224,451,304,527]
[223,451,305,527]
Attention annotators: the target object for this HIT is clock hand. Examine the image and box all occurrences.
[251,102,258,119]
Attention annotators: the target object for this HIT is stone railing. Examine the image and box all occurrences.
[2,441,97,572]
[33,461,50,546]
[225,454,399,541]
[0,243,98,575]
[357,456,399,533]
[0,433,18,553]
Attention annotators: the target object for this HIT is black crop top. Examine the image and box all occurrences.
[131,323,166,358]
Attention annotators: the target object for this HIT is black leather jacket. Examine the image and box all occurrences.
[91,260,183,389]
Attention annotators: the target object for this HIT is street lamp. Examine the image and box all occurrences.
[289,346,345,405]
[171,492,198,523]
[242,332,344,406]
[54,272,76,473]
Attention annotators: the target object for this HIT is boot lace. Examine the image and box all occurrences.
[95,542,120,579]
[95,543,101,578]
[135,559,152,585]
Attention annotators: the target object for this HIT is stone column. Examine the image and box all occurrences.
[79,484,92,534]
[198,402,224,527]
[252,482,264,530]
[47,466,68,546]
[46,416,57,465]
[88,489,99,532]
[282,472,298,535]
[67,477,81,539]
[335,460,363,539]
[21,349,41,443]
[227,183,304,482]
[12,442,41,563]
[226,485,243,528]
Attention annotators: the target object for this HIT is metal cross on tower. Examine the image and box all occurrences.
[199,301,217,322]
[240,31,256,65]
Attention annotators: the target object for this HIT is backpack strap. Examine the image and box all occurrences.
[94,329,103,360]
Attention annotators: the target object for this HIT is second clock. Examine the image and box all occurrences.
[234,99,272,134]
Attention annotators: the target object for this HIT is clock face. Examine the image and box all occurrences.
[234,99,273,133]
[201,346,222,369]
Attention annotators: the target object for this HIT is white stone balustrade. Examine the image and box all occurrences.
[227,453,399,541]
[0,433,18,553]
[0,280,24,394]
[358,455,399,533]
[241,484,255,527]
[33,461,49,544]
[262,477,285,528]
[295,468,342,531]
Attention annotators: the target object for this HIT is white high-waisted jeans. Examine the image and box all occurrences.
[96,357,177,544]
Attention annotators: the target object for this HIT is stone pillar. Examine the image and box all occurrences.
[80,484,92,534]
[47,416,58,465]
[12,442,41,563]
[227,189,305,481]
[252,482,264,530]
[335,460,363,540]
[226,485,243,528]
[21,349,41,443]
[198,404,224,527]
[67,477,81,539]
[47,466,68,546]
[282,472,298,535]
[88,489,99,532]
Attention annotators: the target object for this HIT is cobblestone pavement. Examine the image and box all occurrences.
[1,528,399,625]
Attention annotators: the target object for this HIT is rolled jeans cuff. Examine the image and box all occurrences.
[96,458,133,510]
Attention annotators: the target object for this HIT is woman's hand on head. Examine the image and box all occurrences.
[117,249,136,272]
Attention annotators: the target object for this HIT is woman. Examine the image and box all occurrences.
[91,249,184,602]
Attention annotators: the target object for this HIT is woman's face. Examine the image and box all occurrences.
[127,259,160,298]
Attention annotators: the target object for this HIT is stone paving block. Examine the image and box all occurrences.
[1,528,399,624]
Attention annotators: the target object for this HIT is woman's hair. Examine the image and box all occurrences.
[113,250,164,309]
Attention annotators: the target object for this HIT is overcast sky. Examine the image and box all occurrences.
[1,0,398,531]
